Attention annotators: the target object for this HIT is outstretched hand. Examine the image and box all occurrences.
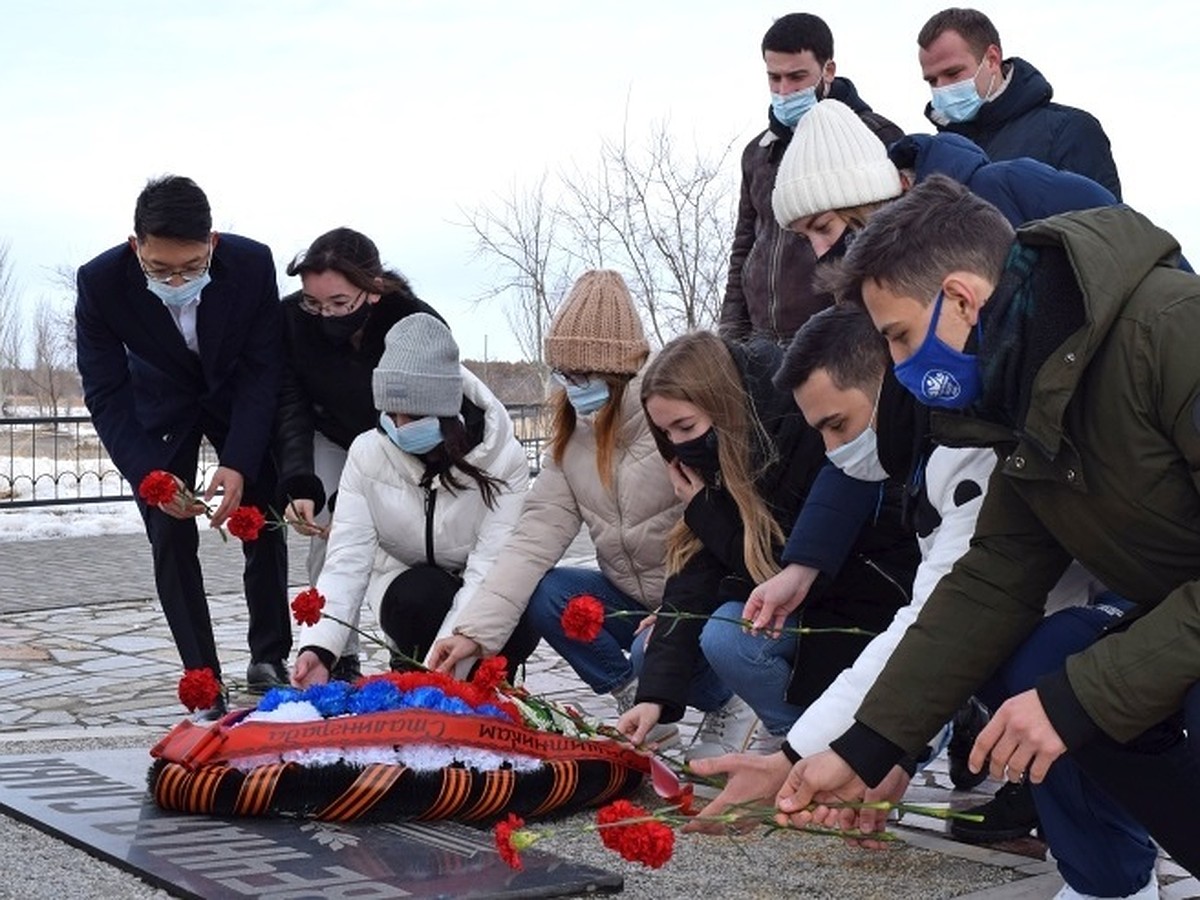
[744,563,818,635]
[291,650,330,688]
[970,688,1066,784]
[204,466,244,528]
[774,750,868,832]
[428,634,481,673]
[683,750,794,833]
[616,700,666,747]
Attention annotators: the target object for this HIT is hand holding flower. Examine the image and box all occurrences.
[204,466,244,528]
[616,700,666,747]
[285,498,330,539]
[429,634,482,673]
[684,750,795,834]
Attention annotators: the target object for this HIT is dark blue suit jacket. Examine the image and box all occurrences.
[75,233,283,488]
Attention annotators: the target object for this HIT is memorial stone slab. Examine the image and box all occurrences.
[0,750,623,899]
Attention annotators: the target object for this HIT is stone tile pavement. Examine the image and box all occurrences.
[0,531,1195,898]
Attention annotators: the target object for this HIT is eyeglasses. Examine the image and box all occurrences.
[552,369,594,388]
[298,290,366,317]
[138,250,212,284]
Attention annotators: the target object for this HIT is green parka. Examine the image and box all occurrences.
[838,205,1200,778]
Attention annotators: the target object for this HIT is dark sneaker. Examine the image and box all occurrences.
[330,654,362,683]
[246,660,289,694]
[949,781,1040,844]
[191,687,229,723]
[948,697,991,791]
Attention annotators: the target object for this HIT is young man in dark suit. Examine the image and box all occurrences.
[76,175,292,716]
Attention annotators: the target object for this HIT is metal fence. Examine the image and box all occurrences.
[0,407,552,509]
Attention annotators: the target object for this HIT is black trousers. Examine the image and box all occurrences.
[379,564,539,682]
[137,427,291,681]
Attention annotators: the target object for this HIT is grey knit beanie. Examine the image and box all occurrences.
[772,99,903,228]
[371,314,462,416]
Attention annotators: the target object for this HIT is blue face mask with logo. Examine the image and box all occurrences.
[770,84,820,128]
[893,290,981,409]
[562,377,610,416]
[930,60,993,124]
[378,413,444,455]
[146,272,211,308]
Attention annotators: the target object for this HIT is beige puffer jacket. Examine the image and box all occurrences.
[452,370,681,654]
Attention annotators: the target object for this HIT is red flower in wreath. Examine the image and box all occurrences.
[292,587,326,626]
[596,799,675,869]
[494,812,532,870]
[227,505,267,541]
[138,470,180,507]
[177,667,221,712]
[561,594,606,642]
[471,655,509,694]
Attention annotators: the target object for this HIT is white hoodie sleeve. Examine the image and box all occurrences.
[786,447,997,758]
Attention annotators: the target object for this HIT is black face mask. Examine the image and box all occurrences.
[818,226,856,262]
[672,428,720,476]
[319,301,372,344]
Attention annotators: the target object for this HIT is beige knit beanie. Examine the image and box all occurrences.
[772,99,904,229]
[545,270,649,374]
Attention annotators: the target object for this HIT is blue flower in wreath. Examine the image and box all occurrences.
[257,686,304,712]
[302,681,353,717]
[348,679,403,714]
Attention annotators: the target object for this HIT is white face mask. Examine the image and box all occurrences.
[824,381,888,482]
[826,424,889,482]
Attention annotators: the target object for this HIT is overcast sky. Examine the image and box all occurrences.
[2,1,1195,362]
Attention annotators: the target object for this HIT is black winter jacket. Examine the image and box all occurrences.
[923,57,1121,200]
[274,289,444,513]
[636,340,918,722]
[718,78,903,345]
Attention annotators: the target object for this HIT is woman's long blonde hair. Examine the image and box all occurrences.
[640,332,782,583]
[547,373,635,490]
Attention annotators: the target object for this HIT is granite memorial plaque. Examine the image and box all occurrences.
[0,750,623,898]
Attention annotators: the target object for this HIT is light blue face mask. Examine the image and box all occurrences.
[930,60,993,124]
[557,375,611,416]
[825,382,888,482]
[146,271,211,308]
[378,412,444,455]
[770,84,820,128]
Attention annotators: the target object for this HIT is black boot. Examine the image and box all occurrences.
[949,781,1040,843]
[948,697,991,791]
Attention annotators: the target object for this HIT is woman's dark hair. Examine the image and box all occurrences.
[418,416,505,509]
[287,227,416,298]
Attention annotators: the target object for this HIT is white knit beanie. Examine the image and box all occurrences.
[371,313,462,416]
[772,99,904,228]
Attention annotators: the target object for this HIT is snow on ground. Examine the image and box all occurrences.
[0,501,144,542]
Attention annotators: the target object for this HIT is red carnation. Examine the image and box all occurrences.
[177,667,221,712]
[227,505,267,541]
[291,587,326,626]
[561,594,606,643]
[493,813,529,870]
[471,655,509,694]
[596,800,675,869]
[138,470,179,507]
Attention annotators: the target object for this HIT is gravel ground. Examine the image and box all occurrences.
[0,735,1024,900]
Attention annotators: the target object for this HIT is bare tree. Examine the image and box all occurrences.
[465,123,738,360]
[28,299,76,415]
[463,175,573,369]
[561,121,737,345]
[0,241,22,412]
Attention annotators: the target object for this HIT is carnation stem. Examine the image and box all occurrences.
[608,608,876,639]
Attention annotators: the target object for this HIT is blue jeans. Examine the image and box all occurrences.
[980,603,1159,895]
[700,600,804,734]
[526,567,650,694]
